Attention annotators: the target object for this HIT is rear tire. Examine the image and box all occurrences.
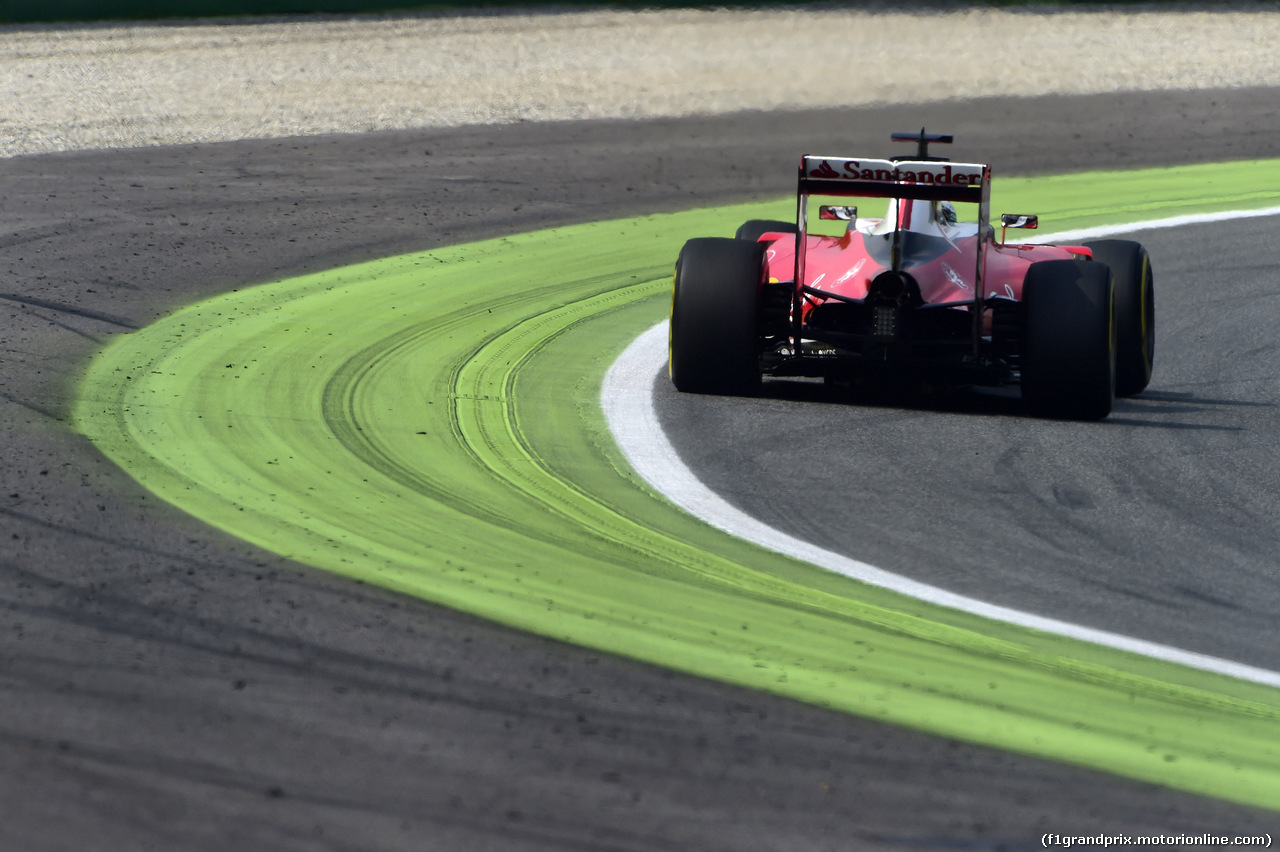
[1083,239,1154,396]
[669,238,765,395]
[1021,259,1115,420]
[734,219,797,243]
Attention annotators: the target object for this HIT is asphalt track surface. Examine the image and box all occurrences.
[3,90,1279,850]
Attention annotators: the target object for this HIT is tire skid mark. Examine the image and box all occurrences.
[448,274,843,599]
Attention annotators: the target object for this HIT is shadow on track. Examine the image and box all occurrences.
[756,378,1268,431]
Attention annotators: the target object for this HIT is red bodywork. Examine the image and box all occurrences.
[760,224,1082,334]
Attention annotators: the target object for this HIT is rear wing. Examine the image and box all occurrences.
[799,157,987,203]
[793,156,993,356]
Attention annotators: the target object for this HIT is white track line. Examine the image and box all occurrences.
[1030,206,1280,244]
[601,208,1280,689]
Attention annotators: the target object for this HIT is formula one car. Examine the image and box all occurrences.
[668,131,1155,419]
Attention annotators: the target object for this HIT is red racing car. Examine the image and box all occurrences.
[668,131,1155,419]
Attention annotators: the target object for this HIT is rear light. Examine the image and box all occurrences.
[872,305,899,341]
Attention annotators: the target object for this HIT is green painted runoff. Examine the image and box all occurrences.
[76,161,1280,808]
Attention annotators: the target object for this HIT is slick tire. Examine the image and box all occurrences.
[669,237,765,395]
[1022,259,1116,420]
[1083,239,1155,396]
[734,219,798,243]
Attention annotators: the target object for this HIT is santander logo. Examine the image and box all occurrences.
[808,161,841,179]
[837,258,866,284]
[942,262,970,291]
[806,157,982,187]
